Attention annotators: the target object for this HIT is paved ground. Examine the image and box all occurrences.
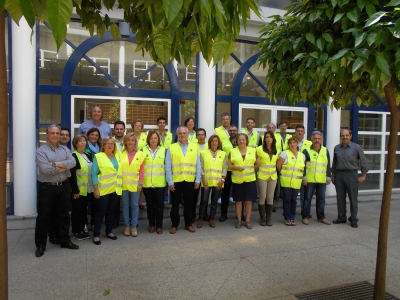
[7,200,400,300]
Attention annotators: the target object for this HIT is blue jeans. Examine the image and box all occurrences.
[282,187,299,221]
[93,192,118,238]
[303,183,326,220]
[121,190,140,227]
[199,187,219,220]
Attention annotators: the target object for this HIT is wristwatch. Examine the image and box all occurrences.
[221,178,225,182]
[52,162,56,167]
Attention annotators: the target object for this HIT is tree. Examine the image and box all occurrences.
[0,0,261,298]
[257,0,400,298]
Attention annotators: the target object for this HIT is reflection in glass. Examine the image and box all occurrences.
[386,115,400,132]
[314,108,325,130]
[277,110,304,131]
[126,100,169,128]
[177,56,197,92]
[392,173,400,188]
[40,94,61,124]
[241,108,271,131]
[359,173,380,190]
[365,154,381,170]
[358,113,382,131]
[259,0,292,9]
[385,154,400,170]
[239,64,268,97]
[74,98,120,125]
[357,135,381,151]
[216,103,231,126]
[180,100,196,126]
[384,134,400,151]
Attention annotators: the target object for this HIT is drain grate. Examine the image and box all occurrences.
[296,282,399,300]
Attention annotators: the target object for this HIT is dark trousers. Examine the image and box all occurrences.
[71,193,91,234]
[192,188,200,219]
[199,187,219,220]
[113,196,121,227]
[334,170,359,222]
[35,182,72,248]
[88,197,98,226]
[220,171,232,216]
[143,187,165,228]
[299,185,305,213]
[282,187,299,221]
[170,181,194,227]
[48,210,60,239]
[93,192,118,238]
[302,183,326,220]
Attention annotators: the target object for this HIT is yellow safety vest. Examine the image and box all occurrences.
[201,149,226,187]
[275,133,292,153]
[222,139,234,156]
[170,142,198,182]
[256,146,278,180]
[118,150,146,192]
[300,139,313,152]
[230,147,256,184]
[136,133,147,151]
[142,146,167,188]
[280,150,305,189]
[242,129,259,148]
[159,132,172,149]
[215,126,229,142]
[72,150,89,196]
[305,146,328,183]
[95,152,121,196]
[188,132,198,143]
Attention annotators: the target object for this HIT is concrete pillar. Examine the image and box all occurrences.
[198,55,216,141]
[326,98,341,197]
[12,18,37,216]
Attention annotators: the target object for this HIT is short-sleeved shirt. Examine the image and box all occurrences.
[77,119,112,140]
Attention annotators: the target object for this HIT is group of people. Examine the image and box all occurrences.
[34,106,369,257]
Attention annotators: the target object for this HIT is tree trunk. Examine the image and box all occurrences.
[373,80,400,299]
[0,10,9,300]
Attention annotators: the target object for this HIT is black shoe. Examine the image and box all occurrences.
[106,234,118,240]
[272,207,276,212]
[35,247,45,257]
[333,219,346,224]
[49,236,61,244]
[93,238,101,245]
[82,233,91,239]
[351,222,358,228]
[73,234,85,241]
[219,215,227,222]
[60,242,79,250]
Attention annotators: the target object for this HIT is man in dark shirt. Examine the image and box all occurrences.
[332,129,368,228]
[35,125,79,257]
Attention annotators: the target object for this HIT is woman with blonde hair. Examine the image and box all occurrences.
[119,133,146,237]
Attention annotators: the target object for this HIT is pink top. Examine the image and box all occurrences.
[128,152,145,184]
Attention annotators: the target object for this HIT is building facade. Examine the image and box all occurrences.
[5,2,400,216]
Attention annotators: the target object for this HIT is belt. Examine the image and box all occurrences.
[336,169,357,172]
[41,180,69,186]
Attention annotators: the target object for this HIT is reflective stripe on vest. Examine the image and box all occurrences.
[117,151,146,192]
[95,152,119,196]
[201,150,226,187]
[280,150,305,189]
[256,146,278,180]
[72,150,89,196]
[230,147,256,184]
[170,143,198,182]
[143,158,166,180]
[306,146,328,183]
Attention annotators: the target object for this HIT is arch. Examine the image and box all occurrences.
[60,31,180,130]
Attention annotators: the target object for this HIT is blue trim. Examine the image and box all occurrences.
[350,96,359,142]
[70,86,171,98]
[125,64,157,87]
[39,85,62,94]
[179,91,197,100]
[7,15,14,215]
[231,53,260,97]
[36,20,41,147]
[216,95,231,103]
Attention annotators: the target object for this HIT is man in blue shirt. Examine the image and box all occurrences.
[77,104,112,139]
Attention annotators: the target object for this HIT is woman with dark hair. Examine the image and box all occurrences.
[277,137,306,226]
[85,128,102,156]
[69,134,93,240]
[92,137,120,245]
[228,133,261,229]
[256,131,279,226]
[198,135,227,229]
[142,131,166,234]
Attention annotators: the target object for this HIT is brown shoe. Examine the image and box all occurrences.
[169,227,177,234]
[197,220,203,228]
[156,228,163,234]
[184,226,196,232]
[148,226,155,233]
[302,218,309,225]
[131,228,138,237]
[124,227,130,236]
[209,220,216,228]
[318,219,332,225]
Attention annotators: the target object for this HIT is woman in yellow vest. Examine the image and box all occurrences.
[69,134,93,240]
[132,119,147,211]
[198,135,227,228]
[92,137,121,245]
[141,131,166,234]
[256,131,279,226]
[277,137,306,226]
[119,133,146,237]
[228,133,261,229]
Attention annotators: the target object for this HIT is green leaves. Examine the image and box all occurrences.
[375,51,390,76]
[47,0,73,50]
[385,0,400,7]
[20,0,35,27]
[5,0,22,24]
[306,32,315,44]
[163,0,183,25]
[212,31,230,65]
[153,29,172,65]
[365,12,387,28]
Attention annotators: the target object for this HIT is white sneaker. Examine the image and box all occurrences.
[217,198,221,204]
[229,197,234,203]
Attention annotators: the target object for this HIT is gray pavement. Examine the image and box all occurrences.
[7,200,400,300]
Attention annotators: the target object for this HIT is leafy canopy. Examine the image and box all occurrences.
[257,0,400,109]
[2,0,261,66]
